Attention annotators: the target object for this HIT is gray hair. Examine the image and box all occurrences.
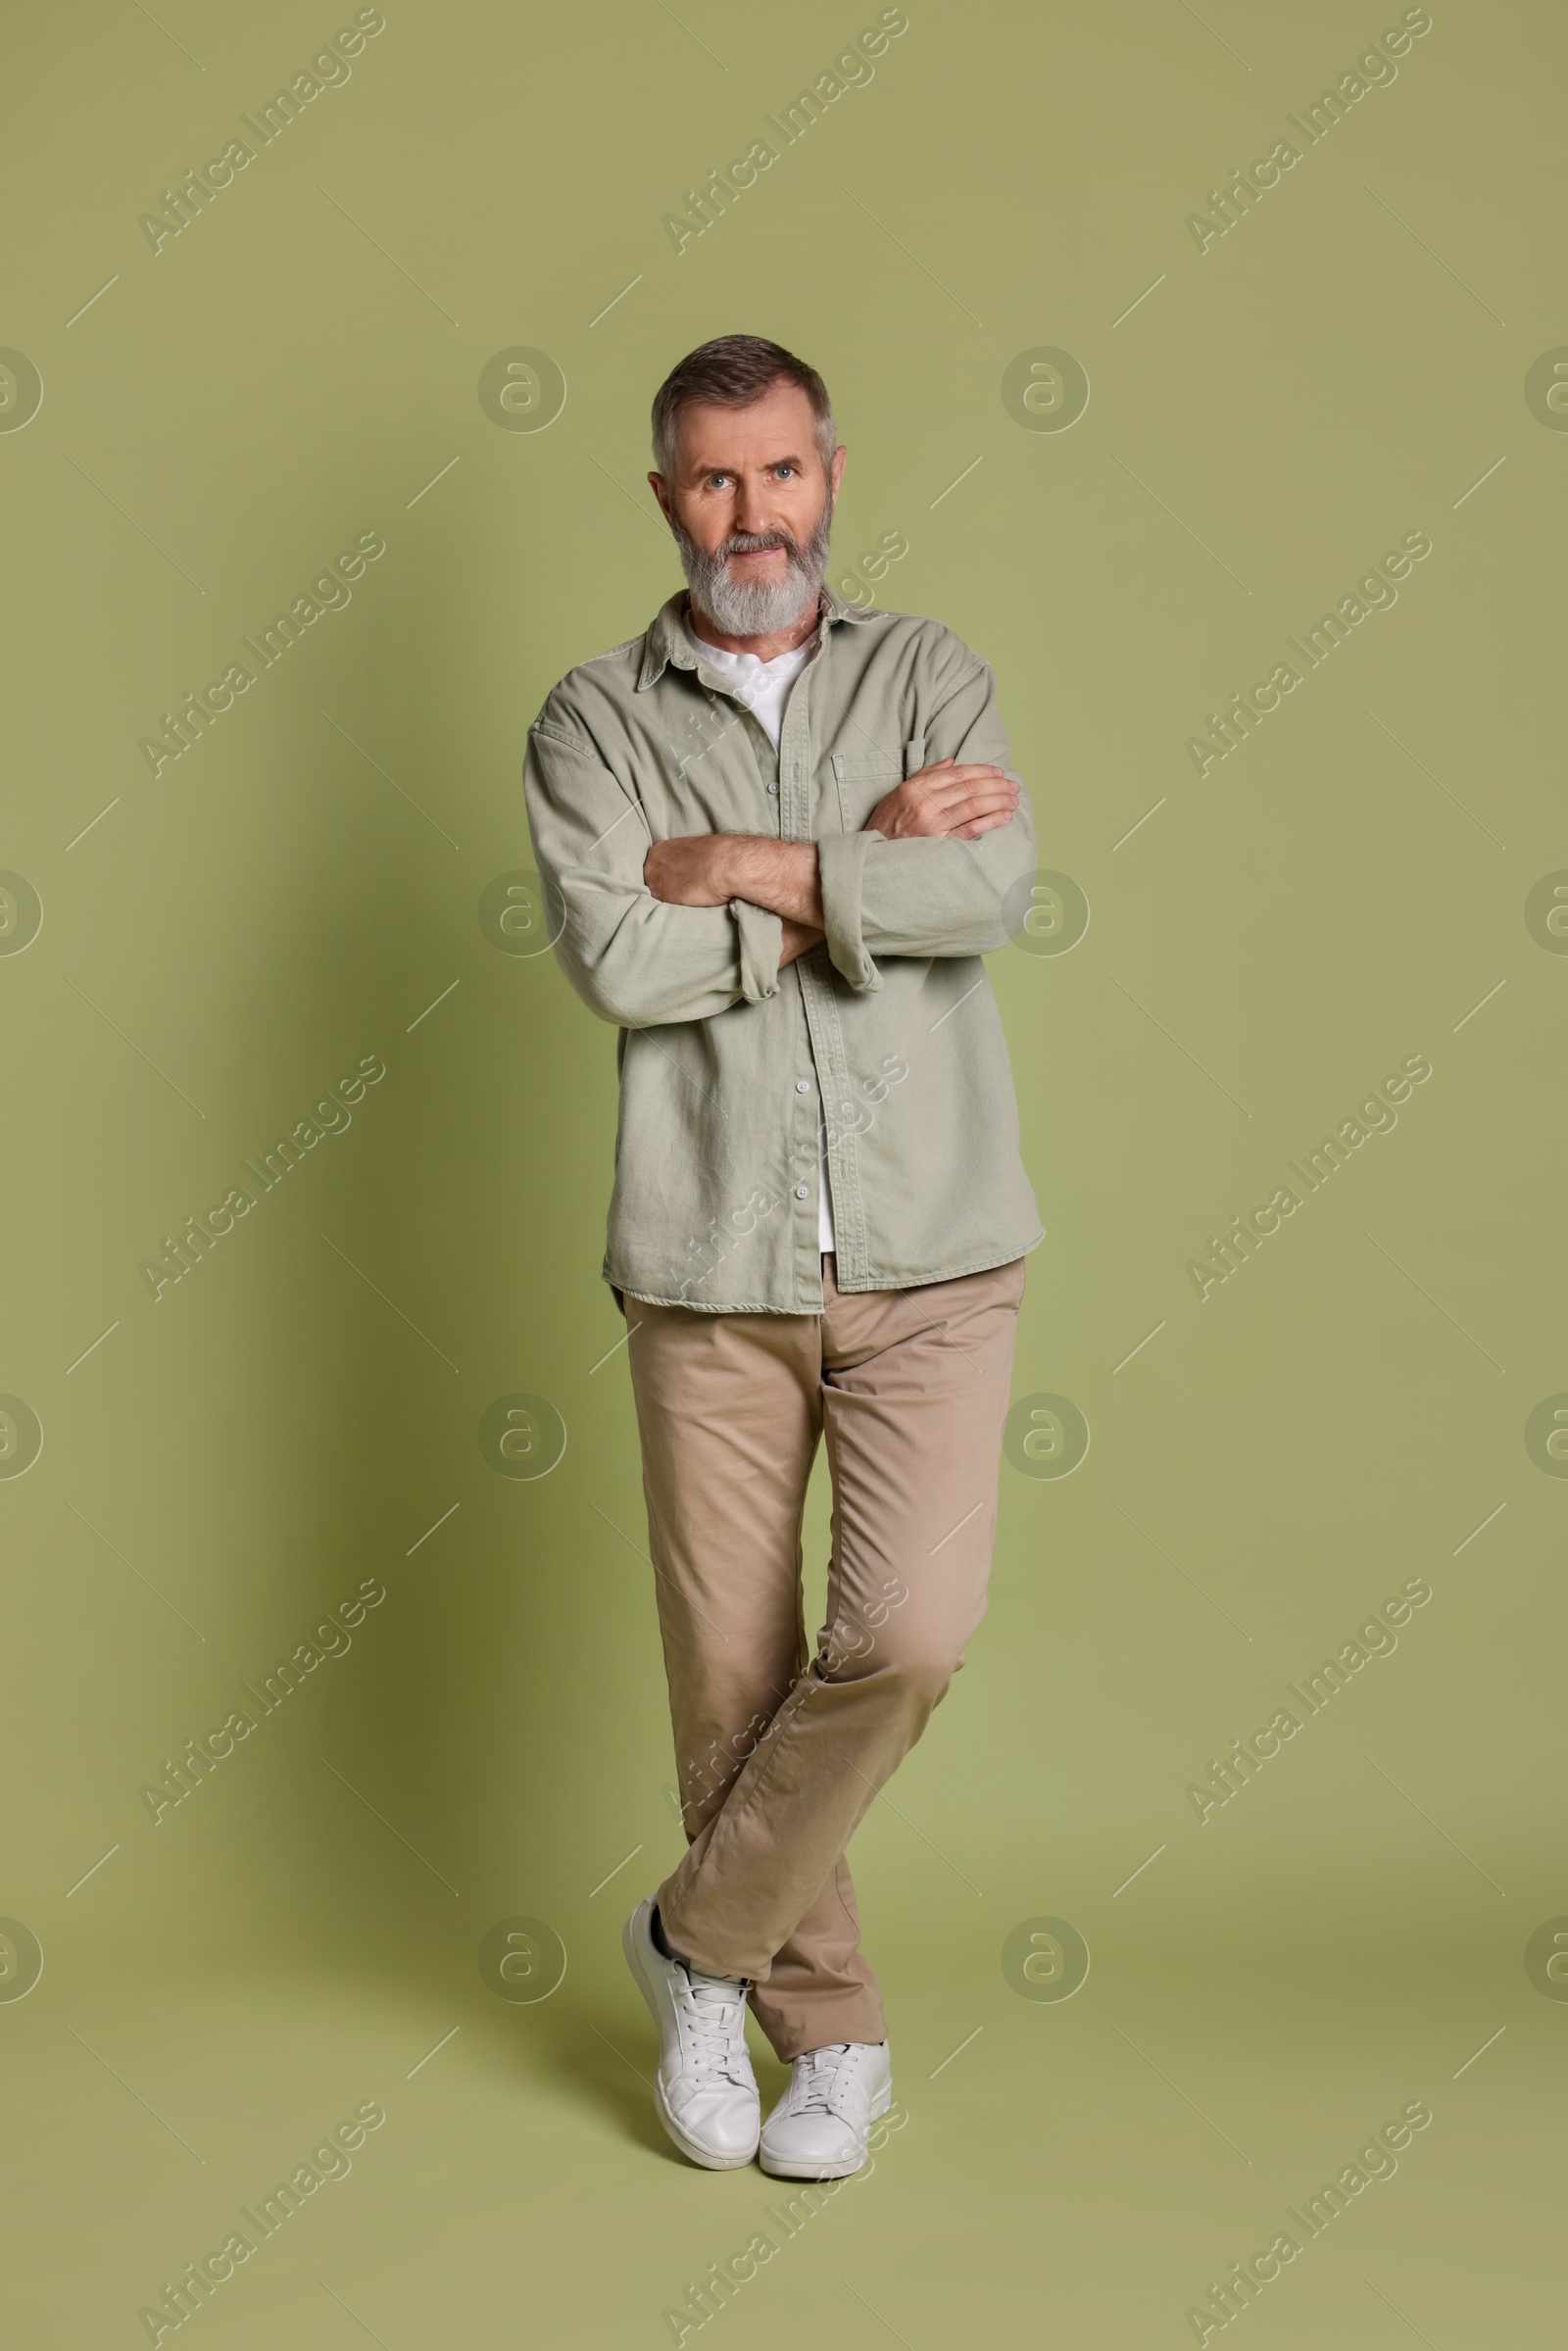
[651,334,836,478]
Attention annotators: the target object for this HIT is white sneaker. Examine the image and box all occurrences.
[622,1897,760,2170]
[760,2040,893,2179]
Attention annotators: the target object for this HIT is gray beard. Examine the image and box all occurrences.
[674,501,833,639]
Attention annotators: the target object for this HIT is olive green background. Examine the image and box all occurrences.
[2,0,1564,2342]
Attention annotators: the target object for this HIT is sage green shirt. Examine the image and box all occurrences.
[523,587,1044,1312]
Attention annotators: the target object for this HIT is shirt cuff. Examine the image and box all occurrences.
[815,832,881,993]
[730,897,783,1003]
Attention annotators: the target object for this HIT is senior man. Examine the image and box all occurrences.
[523,334,1042,2179]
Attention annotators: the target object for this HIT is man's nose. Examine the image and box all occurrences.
[732,477,777,538]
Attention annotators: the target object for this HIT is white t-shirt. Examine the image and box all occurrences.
[686,619,836,1255]
[686,623,812,747]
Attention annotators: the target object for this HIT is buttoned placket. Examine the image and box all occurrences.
[671,633,841,1311]
[776,616,865,1308]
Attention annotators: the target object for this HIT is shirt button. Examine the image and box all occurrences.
[795,1079,809,1093]
[766,783,779,795]
[794,1185,808,1200]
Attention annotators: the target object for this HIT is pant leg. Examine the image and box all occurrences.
[656,1254,1026,2043]
[625,1291,885,2056]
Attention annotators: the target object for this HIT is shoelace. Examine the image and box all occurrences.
[794,2043,861,2113]
[683,1976,751,2084]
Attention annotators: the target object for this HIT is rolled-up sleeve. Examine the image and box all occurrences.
[816,660,1036,989]
[524,719,783,1028]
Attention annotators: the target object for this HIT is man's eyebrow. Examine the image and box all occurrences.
[693,451,809,474]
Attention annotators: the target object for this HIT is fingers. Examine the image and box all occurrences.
[862,767,1020,840]
[925,786,1015,836]
[920,761,1010,797]
[897,800,1015,841]
[947,783,1017,817]
[949,809,1016,839]
[921,777,1018,821]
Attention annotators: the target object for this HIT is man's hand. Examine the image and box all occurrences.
[645,834,822,927]
[642,835,741,907]
[863,758,1018,841]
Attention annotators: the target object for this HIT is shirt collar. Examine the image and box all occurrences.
[637,584,873,691]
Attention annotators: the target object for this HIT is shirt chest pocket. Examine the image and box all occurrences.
[828,739,927,833]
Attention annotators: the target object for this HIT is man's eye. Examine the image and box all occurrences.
[775,465,797,479]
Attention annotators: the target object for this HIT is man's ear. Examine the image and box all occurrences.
[828,444,848,505]
[648,471,676,532]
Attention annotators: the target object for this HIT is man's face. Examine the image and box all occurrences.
[650,379,847,636]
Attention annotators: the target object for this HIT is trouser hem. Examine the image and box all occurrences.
[759,1999,888,2063]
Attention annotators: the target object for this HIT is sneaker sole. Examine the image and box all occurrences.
[758,2079,894,2180]
[621,1906,760,2172]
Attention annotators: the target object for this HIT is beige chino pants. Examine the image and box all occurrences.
[624,1251,1025,2060]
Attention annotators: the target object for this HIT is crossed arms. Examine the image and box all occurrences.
[643,759,1020,968]
[521,657,1037,1029]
